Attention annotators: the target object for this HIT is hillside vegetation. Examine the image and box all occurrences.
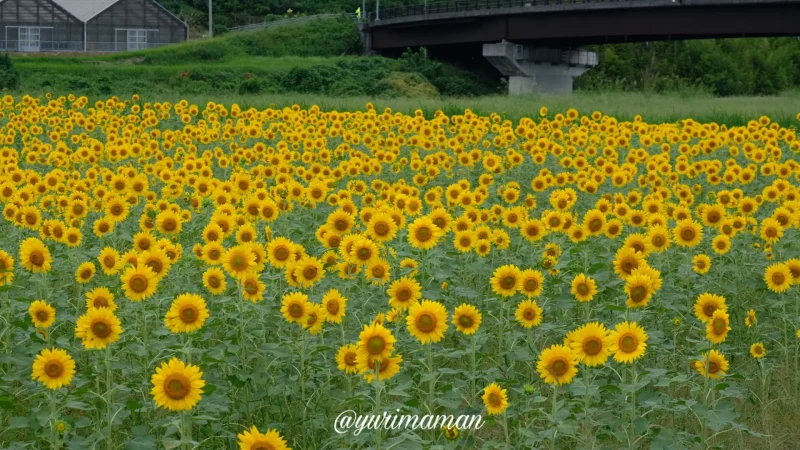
[12,16,501,98]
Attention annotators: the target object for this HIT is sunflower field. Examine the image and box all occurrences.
[1,94,799,450]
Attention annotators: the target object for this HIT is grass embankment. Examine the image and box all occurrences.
[115,90,800,126]
[12,16,499,97]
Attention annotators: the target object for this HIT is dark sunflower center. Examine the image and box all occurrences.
[162,219,177,231]
[289,304,303,318]
[620,334,637,352]
[577,283,589,296]
[488,393,500,406]
[30,251,44,266]
[130,275,148,293]
[708,361,720,373]
[397,288,411,302]
[712,318,726,333]
[416,313,436,332]
[681,228,695,241]
[584,338,602,355]
[523,308,536,320]
[501,276,516,289]
[36,311,49,322]
[92,321,111,338]
[525,279,539,292]
[93,297,109,308]
[416,226,431,241]
[772,272,785,285]
[326,300,339,315]
[551,359,568,376]
[344,352,356,365]
[303,267,318,280]
[588,219,602,232]
[334,219,348,231]
[45,361,63,378]
[180,306,197,323]
[630,286,647,303]
[275,247,289,261]
[367,336,385,354]
[164,376,189,400]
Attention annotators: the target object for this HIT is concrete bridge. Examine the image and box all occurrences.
[363,0,800,93]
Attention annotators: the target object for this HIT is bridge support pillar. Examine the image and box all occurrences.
[483,42,598,95]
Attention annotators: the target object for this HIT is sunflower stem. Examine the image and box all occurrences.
[470,334,477,407]
[550,385,558,450]
[105,346,113,450]
[502,410,510,450]
[49,389,57,450]
[583,366,592,445]
[629,361,637,449]
[375,360,382,450]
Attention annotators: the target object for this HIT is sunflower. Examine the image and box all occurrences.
[453,230,476,252]
[85,287,117,311]
[759,217,783,244]
[366,212,398,242]
[693,349,729,379]
[236,426,290,450]
[138,248,172,280]
[120,265,158,302]
[202,267,227,295]
[280,292,310,324]
[673,219,703,247]
[201,242,225,266]
[570,273,597,302]
[327,209,355,234]
[452,303,482,335]
[98,247,121,275]
[29,300,55,328]
[165,293,209,334]
[358,353,403,382]
[387,276,422,310]
[293,256,324,288]
[347,237,380,266]
[266,237,295,268]
[612,247,644,280]
[711,235,731,255]
[750,342,766,359]
[357,323,395,362]
[482,383,509,415]
[606,321,648,364]
[624,273,654,308]
[692,254,711,274]
[303,304,325,335]
[705,310,730,344]
[0,249,14,286]
[31,348,76,390]
[407,300,448,344]
[582,209,606,236]
[443,425,460,441]
[745,309,756,328]
[240,272,266,303]
[515,299,543,328]
[647,225,671,252]
[155,209,182,235]
[765,263,792,293]
[693,292,727,323]
[19,237,52,273]
[520,219,547,242]
[518,269,544,298]
[537,344,579,385]
[74,262,96,284]
[407,216,443,250]
[365,259,391,285]
[322,289,347,323]
[336,343,359,374]
[150,357,205,411]
[568,322,610,367]
[223,245,257,279]
[490,264,521,297]
[75,308,123,349]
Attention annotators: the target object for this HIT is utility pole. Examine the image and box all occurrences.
[375,0,380,20]
[208,0,213,38]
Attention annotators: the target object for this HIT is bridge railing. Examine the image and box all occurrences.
[372,0,629,20]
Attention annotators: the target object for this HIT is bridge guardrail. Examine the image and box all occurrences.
[372,0,650,21]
